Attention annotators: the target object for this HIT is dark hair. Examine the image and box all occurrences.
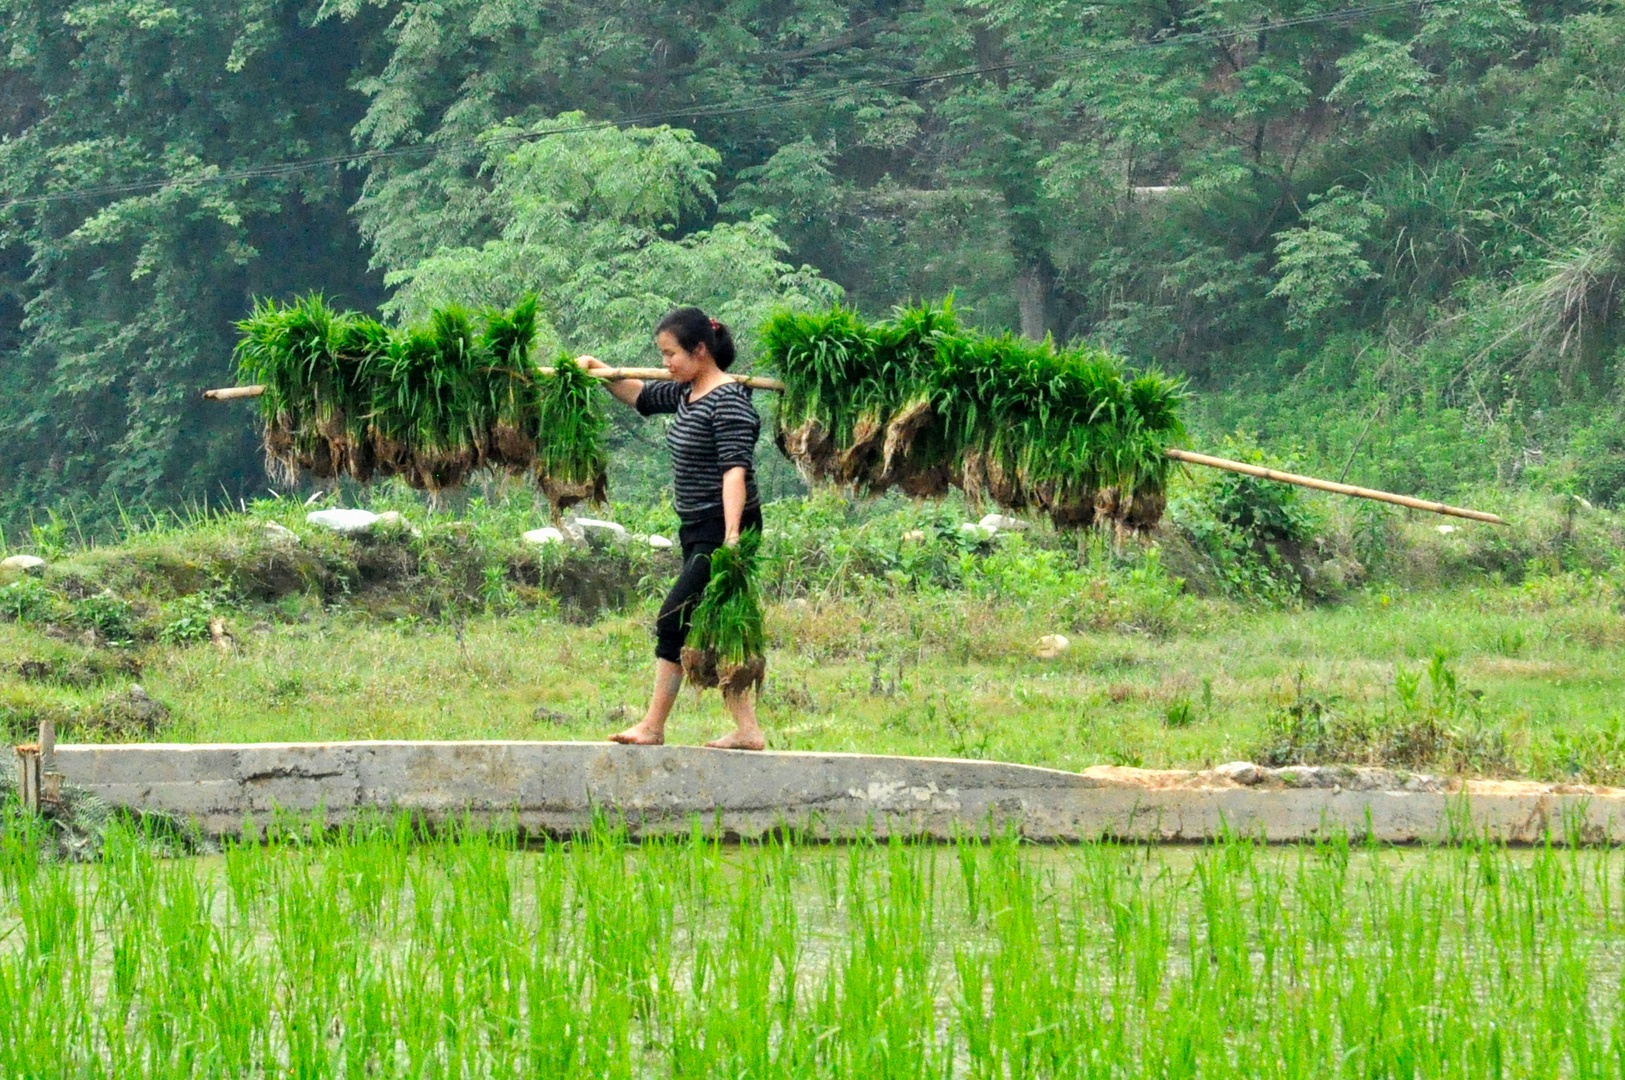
[655,306,736,370]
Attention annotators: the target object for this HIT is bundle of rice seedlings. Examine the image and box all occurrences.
[534,351,608,512]
[681,530,767,693]
[235,293,608,507]
[478,294,542,472]
[762,300,1185,531]
[326,315,392,483]
[235,294,348,483]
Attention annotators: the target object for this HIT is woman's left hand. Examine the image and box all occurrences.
[723,533,740,548]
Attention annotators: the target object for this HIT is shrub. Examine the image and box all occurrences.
[1169,439,1320,603]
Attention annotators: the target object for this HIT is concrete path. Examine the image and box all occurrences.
[50,741,1625,842]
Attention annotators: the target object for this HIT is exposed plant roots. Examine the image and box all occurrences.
[878,397,935,485]
[718,655,767,695]
[680,648,768,695]
[762,301,1184,531]
[680,645,719,689]
[235,294,606,505]
[838,412,885,483]
[488,424,535,469]
[777,418,839,485]
[541,473,608,513]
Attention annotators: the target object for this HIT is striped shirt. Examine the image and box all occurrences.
[636,379,760,520]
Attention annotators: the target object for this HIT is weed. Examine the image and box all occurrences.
[158,591,223,645]
[1256,655,1515,774]
[1164,698,1196,729]
[0,578,54,623]
[71,592,136,645]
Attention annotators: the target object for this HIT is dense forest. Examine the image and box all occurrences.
[2,0,1622,531]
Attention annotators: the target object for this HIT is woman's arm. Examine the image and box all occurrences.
[575,355,642,407]
[721,466,747,545]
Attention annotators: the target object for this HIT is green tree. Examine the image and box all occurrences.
[372,115,839,364]
[0,0,388,525]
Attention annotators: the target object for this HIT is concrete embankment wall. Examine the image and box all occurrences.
[50,741,1625,843]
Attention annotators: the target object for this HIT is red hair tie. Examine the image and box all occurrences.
[709,318,721,331]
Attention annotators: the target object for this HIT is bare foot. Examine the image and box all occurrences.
[704,730,765,751]
[609,720,665,745]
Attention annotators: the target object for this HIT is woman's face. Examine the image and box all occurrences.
[656,329,710,383]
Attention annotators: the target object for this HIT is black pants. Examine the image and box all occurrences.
[655,505,764,663]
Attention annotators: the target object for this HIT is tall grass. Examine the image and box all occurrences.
[234,294,606,510]
[762,300,1186,530]
[4,816,1625,1077]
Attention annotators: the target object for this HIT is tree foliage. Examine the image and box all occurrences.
[3,0,1625,526]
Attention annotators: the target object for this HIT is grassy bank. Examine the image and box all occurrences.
[2,480,1623,780]
[5,818,1623,1077]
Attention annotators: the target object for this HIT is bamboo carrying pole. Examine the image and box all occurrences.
[203,368,785,399]
[1165,447,1506,525]
[201,368,1505,523]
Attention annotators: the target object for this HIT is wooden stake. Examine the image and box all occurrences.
[15,744,39,814]
[1165,448,1506,524]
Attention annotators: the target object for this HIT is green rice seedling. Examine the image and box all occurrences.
[326,314,392,480]
[478,293,543,472]
[234,294,346,482]
[683,529,767,692]
[10,820,1625,1077]
[236,293,612,501]
[763,300,1186,529]
[534,350,608,512]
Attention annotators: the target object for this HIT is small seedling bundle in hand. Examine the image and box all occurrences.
[234,294,606,511]
[762,300,1186,530]
[682,530,767,693]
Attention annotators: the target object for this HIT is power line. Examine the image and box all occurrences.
[1,0,1432,212]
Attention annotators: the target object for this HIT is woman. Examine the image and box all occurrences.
[579,306,766,751]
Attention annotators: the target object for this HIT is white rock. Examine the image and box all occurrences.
[569,517,628,542]
[959,522,997,540]
[372,510,421,537]
[1035,633,1071,660]
[260,522,299,544]
[306,508,381,534]
[901,529,926,542]
[648,534,674,550]
[979,513,1029,532]
[0,554,47,574]
[1212,761,1266,786]
[523,527,566,546]
[1436,524,1457,535]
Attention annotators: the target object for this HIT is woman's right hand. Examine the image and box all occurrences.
[579,353,645,407]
